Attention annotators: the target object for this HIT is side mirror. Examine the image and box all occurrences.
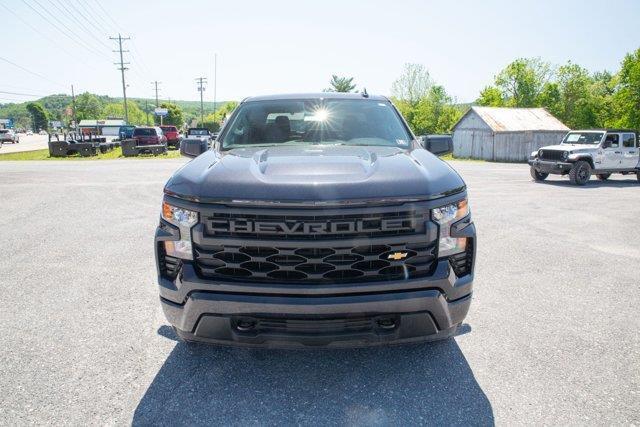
[602,141,611,149]
[180,138,208,158]
[423,136,453,156]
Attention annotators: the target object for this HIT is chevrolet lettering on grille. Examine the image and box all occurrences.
[208,218,414,235]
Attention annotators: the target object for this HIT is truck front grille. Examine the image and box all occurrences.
[194,241,436,284]
[192,205,438,284]
[538,149,566,161]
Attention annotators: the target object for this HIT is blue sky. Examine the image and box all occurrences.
[2,0,639,104]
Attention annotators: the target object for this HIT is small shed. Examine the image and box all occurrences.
[452,107,569,162]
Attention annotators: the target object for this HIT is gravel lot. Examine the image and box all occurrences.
[0,159,638,425]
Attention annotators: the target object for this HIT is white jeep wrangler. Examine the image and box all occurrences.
[528,129,640,185]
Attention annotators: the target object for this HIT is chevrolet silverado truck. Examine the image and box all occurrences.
[155,93,476,347]
[529,129,640,185]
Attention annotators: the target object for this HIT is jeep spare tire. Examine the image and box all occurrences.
[530,167,549,181]
[569,160,591,185]
[596,173,611,181]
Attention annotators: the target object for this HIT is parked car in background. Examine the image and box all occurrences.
[118,125,136,140]
[529,129,640,185]
[160,125,181,148]
[186,127,211,142]
[26,130,33,136]
[133,126,167,146]
[0,129,20,144]
[38,130,47,135]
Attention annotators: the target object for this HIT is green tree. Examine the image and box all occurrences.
[412,86,462,134]
[325,75,356,92]
[613,48,640,129]
[476,86,504,107]
[202,101,239,128]
[537,82,562,118]
[494,58,552,107]
[159,102,184,127]
[103,102,148,125]
[74,92,103,121]
[391,63,433,106]
[26,102,49,131]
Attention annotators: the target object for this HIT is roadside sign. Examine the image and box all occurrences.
[154,108,168,117]
[0,118,14,128]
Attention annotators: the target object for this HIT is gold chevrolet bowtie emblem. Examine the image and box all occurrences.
[388,252,408,261]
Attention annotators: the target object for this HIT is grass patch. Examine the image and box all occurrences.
[441,154,486,162]
[0,148,182,161]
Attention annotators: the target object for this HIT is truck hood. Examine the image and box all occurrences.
[540,144,597,152]
[165,145,465,203]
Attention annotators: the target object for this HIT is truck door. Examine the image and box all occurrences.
[601,133,623,170]
[620,132,639,170]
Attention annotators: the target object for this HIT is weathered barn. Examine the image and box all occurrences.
[452,107,570,162]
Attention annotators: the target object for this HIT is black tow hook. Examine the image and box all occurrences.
[376,317,397,330]
[236,318,257,332]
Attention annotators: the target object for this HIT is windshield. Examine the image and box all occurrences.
[189,129,208,135]
[161,127,177,132]
[133,128,156,136]
[220,99,412,149]
[562,132,603,145]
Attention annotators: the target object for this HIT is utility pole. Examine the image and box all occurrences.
[110,34,130,123]
[213,54,217,119]
[70,84,77,132]
[195,77,207,124]
[151,81,161,125]
[144,99,150,126]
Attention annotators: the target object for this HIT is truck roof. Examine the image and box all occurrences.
[243,92,388,102]
[572,128,637,133]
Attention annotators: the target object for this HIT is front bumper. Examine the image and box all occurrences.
[156,232,475,347]
[528,158,573,174]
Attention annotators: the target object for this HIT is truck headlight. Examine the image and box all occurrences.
[433,198,469,257]
[162,202,198,227]
[162,202,198,260]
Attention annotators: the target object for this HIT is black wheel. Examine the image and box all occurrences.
[637,171,640,183]
[569,160,591,185]
[530,167,548,181]
[596,173,611,181]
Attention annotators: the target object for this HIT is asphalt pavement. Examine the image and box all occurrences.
[0,134,50,154]
[0,159,638,425]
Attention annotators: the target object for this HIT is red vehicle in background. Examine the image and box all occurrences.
[159,125,181,148]
[133,127,167,146]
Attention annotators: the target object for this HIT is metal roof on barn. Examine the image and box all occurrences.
[453,107,569,132]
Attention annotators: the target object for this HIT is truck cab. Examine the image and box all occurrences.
[528,129,640,185]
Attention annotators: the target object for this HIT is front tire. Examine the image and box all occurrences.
[596,173,611,181]
[569,160,592,185]
[530,167,548,181]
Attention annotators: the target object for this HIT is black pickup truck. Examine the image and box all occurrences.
[155,93,476,347]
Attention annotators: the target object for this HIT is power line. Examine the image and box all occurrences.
[110,34,131,122]
[20,0,110,62]
[0,2,91,68]
[48,0,112,51]
[0,56,66,89]
[0,90,49,97]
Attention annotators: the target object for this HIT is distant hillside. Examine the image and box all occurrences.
[0,93,231,128]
